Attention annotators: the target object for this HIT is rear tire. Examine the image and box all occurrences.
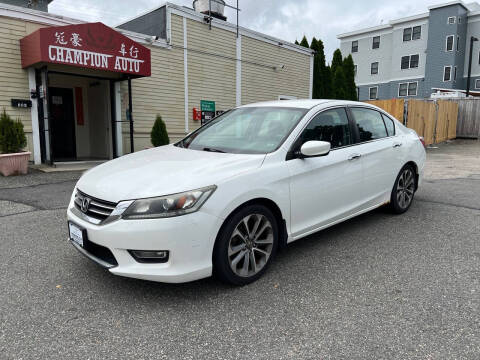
[213,205,279,286]
[390,164,416,214]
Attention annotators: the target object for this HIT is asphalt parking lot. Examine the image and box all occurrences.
[1,140,479,360]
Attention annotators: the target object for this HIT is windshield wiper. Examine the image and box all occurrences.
[203,147,226,153]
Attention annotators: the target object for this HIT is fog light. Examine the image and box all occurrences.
[129,250,169,263]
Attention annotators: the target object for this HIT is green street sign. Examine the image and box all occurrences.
[200,100,215,112]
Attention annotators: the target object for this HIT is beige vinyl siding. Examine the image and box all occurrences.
[122,14,185,152]
[0,16,32,154]
[186,18,236,133]
[241,36,310,104]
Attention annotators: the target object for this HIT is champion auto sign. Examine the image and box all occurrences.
[21,22,151,77]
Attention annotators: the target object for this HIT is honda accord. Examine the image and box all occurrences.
[67,100,426,285]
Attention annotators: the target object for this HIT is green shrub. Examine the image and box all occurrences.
[0,109,27,154]
[150,115,169,147]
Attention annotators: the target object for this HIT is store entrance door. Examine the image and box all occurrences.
[49,87,76,161]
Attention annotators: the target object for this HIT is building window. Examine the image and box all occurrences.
[401,55,419,69]
[475,79,480,89]
[354,65,357,76]
[412,26,421,40]
[369,87,378,100]
[372,36,380,49]
[398,82,417,97]
[446,35,454,51]
[352,40,358,53]
[448,16,456,24]
[408,82,418,96]
[371,62,379,75]
[457,36,460,51]
[459,17,462,24]
[403,26,421,41]
[444,66,452,81]
[410,54,419,68]
[454,66,457,81]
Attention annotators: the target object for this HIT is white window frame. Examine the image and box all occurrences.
[398,82,418,97]
[278,95,297,100]
[446,35,455,52]
[409,54,419,69]
[352,40,358,53]
[354,64,357,77]
[457,36,460,51]
[475,79,480,89]
[448,16,456,24]
[458,17,462,24]
[403,27,412,42]
[398,83,408,97]
[372,36,380,49]
[371,62,379,75]
[443,66,452,82]
[369,86,378,100]
[400,54,420,70]
[407,82,418,96]
[412,25,422,40]
[401,56,410,70]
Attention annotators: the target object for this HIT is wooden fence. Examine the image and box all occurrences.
[454,99,480,139]
[365,99,405,122]
[367,99,459,145]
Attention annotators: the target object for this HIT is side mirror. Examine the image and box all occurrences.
[299,141,331,158]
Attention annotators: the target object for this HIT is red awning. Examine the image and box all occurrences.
[20,22,151,77]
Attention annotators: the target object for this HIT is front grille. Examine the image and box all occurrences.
[74,190,116,223]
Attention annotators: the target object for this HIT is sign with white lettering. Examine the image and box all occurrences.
[20,22,151,77]
[11,99,32,108]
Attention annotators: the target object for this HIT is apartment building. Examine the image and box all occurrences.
[338,1,480,100]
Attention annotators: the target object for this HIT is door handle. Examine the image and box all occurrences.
[348,154,362,161]
[393,143,403,148]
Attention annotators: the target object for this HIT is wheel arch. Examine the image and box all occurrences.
[213,197,288,259]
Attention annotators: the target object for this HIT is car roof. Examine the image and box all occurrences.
[240,99,372,110]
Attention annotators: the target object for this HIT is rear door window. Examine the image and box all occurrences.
[350,108,388,142]
[381,114,396,136]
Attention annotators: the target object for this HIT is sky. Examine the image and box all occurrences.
[49,0,455,61]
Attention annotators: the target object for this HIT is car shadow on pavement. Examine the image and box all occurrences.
[71,205,398,305]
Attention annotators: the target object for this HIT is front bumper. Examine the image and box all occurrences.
[67,206,223,283]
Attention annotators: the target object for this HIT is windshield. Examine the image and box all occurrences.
[177,107,308,154]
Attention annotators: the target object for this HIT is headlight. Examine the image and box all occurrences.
[121,186,216,220]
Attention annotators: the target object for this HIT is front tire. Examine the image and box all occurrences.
[213,205,279,285]
[390,165,416,214]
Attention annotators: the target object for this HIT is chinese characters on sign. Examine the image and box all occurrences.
[48,31,145,74]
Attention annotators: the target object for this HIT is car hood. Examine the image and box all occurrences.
[76,145,266,203]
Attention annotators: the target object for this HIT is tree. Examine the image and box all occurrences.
[299,35,309,48]
[332,66,347,100]
[331,49,343,76]
[294,39,299,45]
[343,54,358,101]
[0,109,26,154]
[150,115,169,147]
[310,37,330,99]
[324,65,333,99]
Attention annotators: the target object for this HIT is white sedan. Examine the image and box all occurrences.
[67,100,426,285]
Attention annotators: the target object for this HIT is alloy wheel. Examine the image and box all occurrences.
[396,168,415,209]
[228,214,274,278]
